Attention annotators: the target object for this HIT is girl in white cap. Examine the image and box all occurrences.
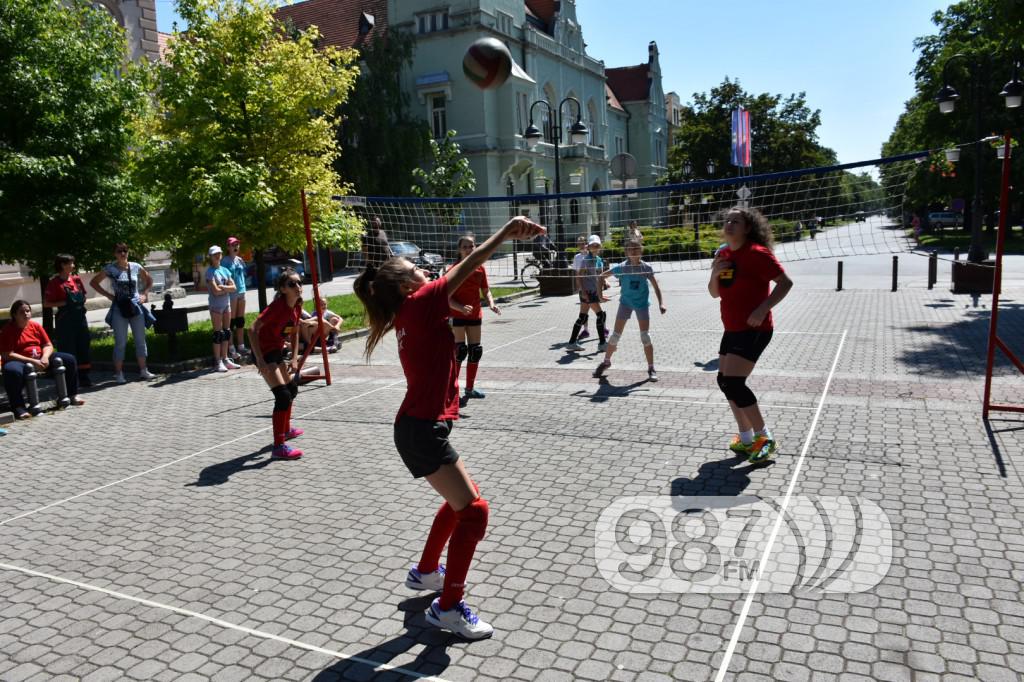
[206,245,238,372]
[567,235,607,352]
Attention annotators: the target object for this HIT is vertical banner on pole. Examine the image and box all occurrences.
[731,107,752,172]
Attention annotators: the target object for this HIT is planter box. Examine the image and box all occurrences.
[951,260,994,294]
[538,267,578,296]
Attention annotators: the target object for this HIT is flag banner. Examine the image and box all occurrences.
[731,107,752,168]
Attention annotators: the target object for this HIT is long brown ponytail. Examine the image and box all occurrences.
[353,256,413,358]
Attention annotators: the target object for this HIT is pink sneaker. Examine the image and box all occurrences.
[285,427,304,440]
[272,443,303,460]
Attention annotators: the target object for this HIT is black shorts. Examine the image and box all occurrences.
[719,330,774,363]
[394,415,460,478]
[579,290,600,305]
[263,348,287,365]
[451,317,482,327]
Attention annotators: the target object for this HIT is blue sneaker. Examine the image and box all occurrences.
[425,598,493,640]
[405,564,445,591]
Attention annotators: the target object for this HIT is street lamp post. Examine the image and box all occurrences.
[682,159,716,244]
[935,54,1023,263]
[523,97,589,259]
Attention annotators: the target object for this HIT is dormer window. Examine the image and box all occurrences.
[418,9,449,34]
[359,12,374,35]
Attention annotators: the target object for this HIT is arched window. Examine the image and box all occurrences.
[587,99,599,146]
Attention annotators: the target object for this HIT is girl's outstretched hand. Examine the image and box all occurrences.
[502,217,546,241]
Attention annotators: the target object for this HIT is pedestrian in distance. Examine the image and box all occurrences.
[44,253,93,387]
[222,237,249,359]
[89,243,156,384]
[249,268,306,460]
[709,207,793,463]
[567,235,607,352]
[206,245,239,373]
[571,235,591,340]
[353,215,546,640]
[447,235,500,403]
[593,239,666,382]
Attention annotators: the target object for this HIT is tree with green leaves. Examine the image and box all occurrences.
[410,130,476,251]
[335,29,431,197]
[138,0,363,309]
[881,0,1023,260]
[0,0,151,326]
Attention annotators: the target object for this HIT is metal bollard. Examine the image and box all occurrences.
[52,357,70,409]
[892,255,898,292]
[837,261,843,291]
[928,252,937,290]
[954,247,960,261]
[25,366,42,415]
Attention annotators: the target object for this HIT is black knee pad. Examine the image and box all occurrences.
[467,344,482,363]
[455,342,468,363]
[719,375,757,408]
[271,385,292,412]
[287,380,298,400]
[232,316,245,329]
[456,497,489,542]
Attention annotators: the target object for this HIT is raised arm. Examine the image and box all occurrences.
[445,217,545,294]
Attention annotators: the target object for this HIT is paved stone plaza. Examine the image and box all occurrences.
[1,249,1023,681]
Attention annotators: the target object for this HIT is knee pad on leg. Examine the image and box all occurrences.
[608,332,621,347]
[639,331,652,346]
[456,497,489,542]
[455,342,468,363]
[271,385,292,412]
[467,344,482,363]
[720,375,756,408]
[287,380,298,400]
[232,316,245,329]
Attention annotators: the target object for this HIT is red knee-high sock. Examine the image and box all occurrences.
[418,502,456,574]
[439,496,489,610]
[285,404,293,433]
[272,410,288,446]
[465,363,479,391]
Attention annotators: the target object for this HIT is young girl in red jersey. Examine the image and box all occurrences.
[709,207,793,463]
[354,216,544,640]
[448,236,500,402]
[249,269,305,460]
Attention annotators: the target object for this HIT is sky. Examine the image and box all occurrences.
[155,0,949,166]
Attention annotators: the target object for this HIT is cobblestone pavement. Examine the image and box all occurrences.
[2,263,1024,682]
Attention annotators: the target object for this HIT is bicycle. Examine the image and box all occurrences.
[519,252,553,288]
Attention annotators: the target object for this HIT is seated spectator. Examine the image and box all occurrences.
[1,300,85,419]
[299,298,344,353]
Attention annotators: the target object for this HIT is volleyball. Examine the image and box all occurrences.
[463,37,513,90]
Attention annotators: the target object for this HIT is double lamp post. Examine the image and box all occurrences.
[523,96,589,259]
[934,53,1022,263]
[682,158,717,243]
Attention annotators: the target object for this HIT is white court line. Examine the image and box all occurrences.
[384,386,816,412]
[713,329,847,682]
[0,560,452,682]
[0,327,556,528]
[0,379,402,528]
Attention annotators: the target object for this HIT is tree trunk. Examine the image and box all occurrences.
[255,250,268,311]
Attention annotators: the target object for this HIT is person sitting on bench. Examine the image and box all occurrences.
[1,300,85,419]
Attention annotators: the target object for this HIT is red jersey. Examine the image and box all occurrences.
[717,242,784,332]
[0,320,51,359]
[449,266,489,320]
[394,277,459,421]
[256,296,301,354]
[45,275,86,304]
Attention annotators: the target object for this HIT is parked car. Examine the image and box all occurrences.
[854,211,867,222]
[928,211,963,228]
[389,241,444,280]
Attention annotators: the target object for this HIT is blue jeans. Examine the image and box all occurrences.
[2,353,79,411]
[110,306,148,363]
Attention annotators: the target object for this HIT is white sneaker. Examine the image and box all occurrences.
[223,358,241,370]
[566,342,585,352]
[237,344,248,354]
[114,372,127,385]
[597,342,608,352]
[425,598,493,640]
[214,361,228,373]
[228,345,240,360]
[139,368,156,381]
[405,564,445,591]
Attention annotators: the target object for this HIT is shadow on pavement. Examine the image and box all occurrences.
[670,453,770,498]
[312,594,456,681]
[187,445,274,486]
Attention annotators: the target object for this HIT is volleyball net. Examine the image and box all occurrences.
[330,151,928,284]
